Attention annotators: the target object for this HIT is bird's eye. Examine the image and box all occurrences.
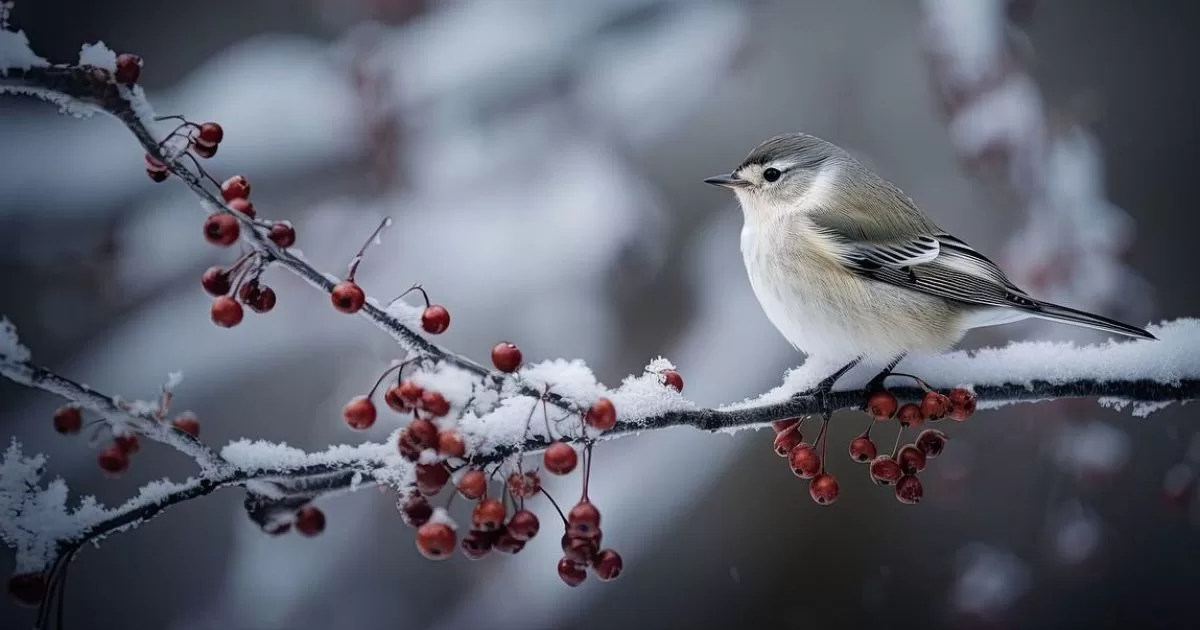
[763,168,781,182]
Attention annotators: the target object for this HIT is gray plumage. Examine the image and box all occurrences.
[706,132,1154,365]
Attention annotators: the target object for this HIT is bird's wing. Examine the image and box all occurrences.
[810,215,1036,310]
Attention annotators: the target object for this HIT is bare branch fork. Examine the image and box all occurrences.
[1,36,1198,623]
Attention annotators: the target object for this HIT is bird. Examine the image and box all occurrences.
[704,132,1155,401]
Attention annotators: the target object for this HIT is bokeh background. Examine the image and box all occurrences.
[2,0,1199,628]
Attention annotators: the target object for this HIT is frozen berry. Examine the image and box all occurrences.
[438,430,466,458]
[227,197,256,219]
[773,424,804,457]
[544,441,578,475]
[7,573,47,608]
[211,296,244,327]
[585,398,617,432]
[507,509,540,541]
[331,281,365,314]
[788,443,821,479]
[420,390,450,417]
[558,557,588,587]
[191,142,217,159]
[343,395,376,430]
[201,266,231,296]
[916,429,948,458]
[407,418,439,449]
[114,53,141,84]
[147,168,169,182]
[397,431,421,461]
[196,122,224,147]
[897,444,927,474]
[491,342,523,373]
[895,474,924,504]
[592,549,624,581]
[562,532,600,564]
[52,406,83,435]
[247,286,276,314]
[268,222,297,248]
[171,412,201,438]
[660,369,684,393]
[397,493,433,528]
[507,471,541,499]
[568,500,601,538]
[869,455,903,485]
[866,390,898,421]
[493,529,526,554]
[896,403,925,428]
[457,470,488,500]
[203,214,240,246]
[460,529,494,560]
[97,446,129,474]
[397,380,423,404]
[920,391,952,421]
[809,473,840,505]
[114,434,140,454]
[295,505,326,536]
[421,305,450,334]
[416,463,450,496]
[948,388,976,421]
[416,522,456,560]
[383,385,409,413]
[221,175,251,202]
[848,435,877,463]
[472,498,506,532]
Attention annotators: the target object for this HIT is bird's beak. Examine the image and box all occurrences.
[703,173,746,189]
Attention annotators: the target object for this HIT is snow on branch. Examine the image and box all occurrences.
[1,27,1198,622]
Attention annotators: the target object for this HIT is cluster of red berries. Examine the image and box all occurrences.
[771,385,976,505]
[50,405,200,476]
[144,116,227,181]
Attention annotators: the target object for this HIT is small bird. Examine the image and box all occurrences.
[705,132,1154,397]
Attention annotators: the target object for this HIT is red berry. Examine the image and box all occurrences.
[245,285,276,314]
[916,429,949,458]
[416,522,456,560]
[585,398,617,432]
[493,529,526,554]
[772,418,799,433]
[114,53,141,84]
[7,573,47,608]
[416,463,451,496]
[567,500,601,538]
[221,175,251,201]
[397,431,421,461]
[171,412,200,438]
[866,390,898,420]
[97,446,129,474]
[146,168,169,182]
[295,505,326,536]
[809,473,840,505]
[211,296,244,327]
[407,418,439,449]
[848,435,877,463]
[421,305,450,334]
[52,406,83,435]
[592,548,624,581]
[438,430,467,458]
[920,391,952,421]
[896,403,925,428]
[331,281,365,314]
[773,424,804,457]
[238,279,261,303]
[561,532,600,564]
[397,380,423,403]
[397,493,433,528]
[897,444,927,474]
[203,213,240,246]
[460,529,494,560]
[491,342,523,373]
[227,197,256,220]
[457,470,488,500]
[948,388,976,421]
[420,390,450,417]
[507,471,541,499]
[191,142,217,159]
[196,122,224,147]
[557,557,588,587]
[144,152,167,172]
[869,455,903,485]
[543,441,578,475]
[660,369,684,393]
[895,474,924,504]
[507,509,541,541]
[201,266,231,296]
[268,222,297,248]
[383,386,409,413]
[342,395,376,430]
[114,434,140,454]
[788,443,821,479]
[472,498,507,532]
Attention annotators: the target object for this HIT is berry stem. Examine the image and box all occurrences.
[386,284,432,310]
[816,417,830,473]
[884,372,934,392]
[540,488,569,526]
[581,443,593,500]
[366,360,415,398]
[891,425,905,457]
[346,217,393,281]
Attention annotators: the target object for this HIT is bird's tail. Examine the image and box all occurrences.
[1029,300,1156,340]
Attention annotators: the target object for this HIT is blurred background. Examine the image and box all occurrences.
[2,0,1199,628]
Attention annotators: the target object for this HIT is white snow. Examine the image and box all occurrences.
[0,316,30,362]
[165,370,184,391]
[220,438,398,471]
[77,42,117,70]
[0,21,46,75]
